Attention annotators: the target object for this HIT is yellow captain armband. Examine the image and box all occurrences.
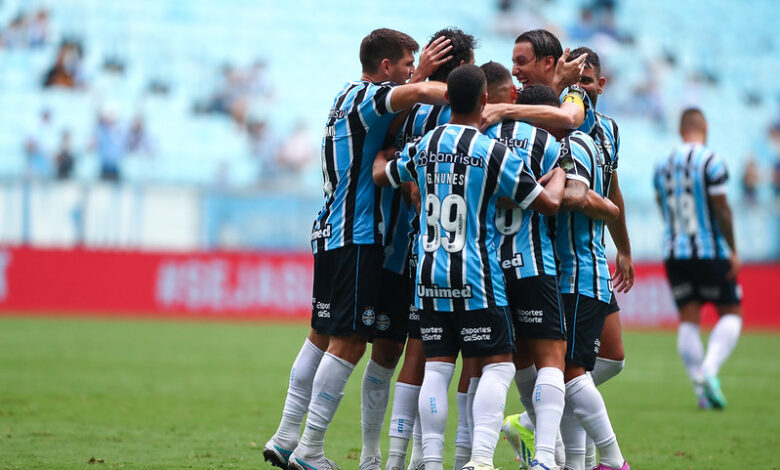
[561,92,584,112]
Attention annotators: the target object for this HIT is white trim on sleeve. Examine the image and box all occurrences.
[565,174,590,186]
[707,184,727,196]
[518,184,544,210]
[386,161,400,188]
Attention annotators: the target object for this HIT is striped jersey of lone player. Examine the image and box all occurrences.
[311,80,398,254]
[554,131,613,303]
[483,119,561,280]
[653,142,730,260]
[591,111,620,193]
[381,103,452,275]
[385,123,543,312]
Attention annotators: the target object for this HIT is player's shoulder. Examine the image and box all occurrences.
[595,112,619,133]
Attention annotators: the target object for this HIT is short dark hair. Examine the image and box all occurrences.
[680,107,707,133]
[480,61,512,89]
[360,28,419,73]
[568,46,601,76]
[427,28,477,82]
[447,64,486,114]
[514,29,563,63]
[517,84,560,107]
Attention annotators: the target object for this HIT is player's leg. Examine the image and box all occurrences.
[586,300,625,468]
[265,329,329,467]
[561,294,628,470]
[361,269,409,469]
[502,341,536,468]
[462,306,516,469]
[387,338,425,470]
[265,248,335,468]
[291,245,381,469]
[454,358,480,470]
[698,260,743,409]
[418,309,460,470]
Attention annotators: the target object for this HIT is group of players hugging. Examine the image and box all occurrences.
[263,24,742,470]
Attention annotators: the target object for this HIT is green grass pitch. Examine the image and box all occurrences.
[0,316,778,469]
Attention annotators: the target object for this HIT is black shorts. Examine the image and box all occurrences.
[408,304,422,340]
[375,268,416,343]
[506,275,566,340]
[419,306,514,358]
[562,294,610,371]
[607,293,620,315]
[664,259,742,308]
[311,244,383,337]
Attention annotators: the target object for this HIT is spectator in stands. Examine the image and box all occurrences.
[23,108,57,179]
[247,118,279,180]
[55,130,75,180]
[125,115,154,156]
[567,7,598,41]
[742,158,760,205]
[493,0,553,38]
[92,105,125,182]
[277,120,315,175]
[0,9,49,49]
[43,41,86,89]
[27,9,50,47]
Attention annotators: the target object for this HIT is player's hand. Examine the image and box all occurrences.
[480,103,507,130]
[553,48,586,93]
[410,36,453,83]
[727,252,740,280]
[538,167,564,186]
[612,251,634,293]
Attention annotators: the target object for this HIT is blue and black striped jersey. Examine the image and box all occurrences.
[381,104,451,275]
[554,131,612,303]
[484,120,561,280]
[386,124,543,312]
[590,112,620,193]
[312,81,398,253]
[653,143,730,260]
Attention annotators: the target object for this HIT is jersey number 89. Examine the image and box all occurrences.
[423,194,466,253]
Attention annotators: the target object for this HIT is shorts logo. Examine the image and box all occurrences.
[594,338,601,354]
[461,326,492,342]
[517,309,543,324]
[420,326,443,341]
[362,307,376,326]
[315,301,331,318]
[376,313,390,331]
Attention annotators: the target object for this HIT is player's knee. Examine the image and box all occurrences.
[371,340,404,368]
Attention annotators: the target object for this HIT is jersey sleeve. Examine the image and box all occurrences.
[358,82,398,125]
[558,134,592,187]
[491,141,543,209]
[385,143,418,188]
[704,153,729,195]
[561,85,596,134]
[539,131,562,174]
[612,119,621,167]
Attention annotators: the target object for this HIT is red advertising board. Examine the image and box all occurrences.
[0,247,777,329]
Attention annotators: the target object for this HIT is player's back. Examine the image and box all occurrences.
[388,123,541,312]
[313,80,397,253]
[654,142,730,260]
[484,120,560,279]
[554,130,612,303]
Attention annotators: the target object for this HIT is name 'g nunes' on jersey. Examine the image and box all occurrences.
[385,124,543,312]
[312,80,398,254]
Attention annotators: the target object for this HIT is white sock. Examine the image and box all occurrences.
[408,416,423,470]
[361,359,396,462]
[584,438,598,469]
[466,377,479,441]
[566,374,624,469]
[419,362,455,466]
[454,392,471,470]
[517,410,534,432]
[514,364,538,424]
[532,367,565,467]
[387,383,421,469]
[560,400,585,470]
[471,362,515,465]
[555,431,566,467]
[274,339,325,449]
[591,357,625,387]
[677,321,704,381]
[701,314,742,377]
[297,352,355,458]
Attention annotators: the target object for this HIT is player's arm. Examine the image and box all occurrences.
[481,101,584,131]
[389,81,447,112]
[527,167,566,216]
[606,172,634,292]
[497,165,565,211]
[408,36,453,83]
[710,193,739,279]
[372,147,398,187]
